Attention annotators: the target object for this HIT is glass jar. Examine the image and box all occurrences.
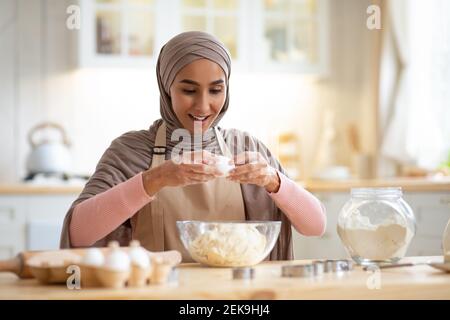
[337,187,416,265]
[443,219,450,263]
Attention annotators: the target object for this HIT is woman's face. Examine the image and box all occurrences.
[170,58,227,134]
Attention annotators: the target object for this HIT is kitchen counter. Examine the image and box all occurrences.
[299,177,450,193]
[0,184,83,195]
[0,256,449,299]
[1,177,449,194]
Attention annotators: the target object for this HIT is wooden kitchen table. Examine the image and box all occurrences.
[0,256,449,300]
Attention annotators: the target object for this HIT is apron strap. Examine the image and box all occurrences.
[152,122,167,166]
[148,121,167,251]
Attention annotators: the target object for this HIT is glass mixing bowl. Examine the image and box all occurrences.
[176,220,281,267]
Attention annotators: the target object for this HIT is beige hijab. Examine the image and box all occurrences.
[60,31,293,261]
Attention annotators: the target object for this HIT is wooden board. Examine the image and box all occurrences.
[0,256,449,299]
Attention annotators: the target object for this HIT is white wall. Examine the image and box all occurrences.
[0,0,378,182]
[0,0,17,182]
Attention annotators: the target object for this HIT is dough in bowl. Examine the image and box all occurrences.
[188,223,267,267]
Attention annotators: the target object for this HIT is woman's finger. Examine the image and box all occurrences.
[230,172,267,185]
[231,176,267,187]
[229,167,263,180]
[229,163,266,176]
[183,163,221,175]
[186,173,216,183]
[244,168,269,181]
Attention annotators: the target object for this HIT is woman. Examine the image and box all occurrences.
[60,31,326,262]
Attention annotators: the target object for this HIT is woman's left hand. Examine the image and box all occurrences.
[227,151,281,193]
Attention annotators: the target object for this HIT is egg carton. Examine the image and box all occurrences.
[26,241,178,288]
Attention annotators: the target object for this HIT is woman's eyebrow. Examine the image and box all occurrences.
[179,79,224,85]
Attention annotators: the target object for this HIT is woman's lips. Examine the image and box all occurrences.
[189,114,210,122]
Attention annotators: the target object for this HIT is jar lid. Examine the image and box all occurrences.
[351,187,402,198]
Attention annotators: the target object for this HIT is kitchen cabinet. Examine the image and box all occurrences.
[78,0,328,73]
[79,0,162,67]
[0,193,78,259]
[0,196,27,259]
[292,191,450,260]
[404,192,450,256]
[292,192,348,260]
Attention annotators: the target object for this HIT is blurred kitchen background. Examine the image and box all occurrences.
[0,0,449,259]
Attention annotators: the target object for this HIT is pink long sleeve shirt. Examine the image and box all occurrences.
[70,171,327,247]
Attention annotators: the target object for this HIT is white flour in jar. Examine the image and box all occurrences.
[338,214,414,261]
[188,224,267,267]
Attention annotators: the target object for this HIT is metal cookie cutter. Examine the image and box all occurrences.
[281,264,314,278]
[312,261,325,276]
[323,259,354,273]
[232,267,255,280]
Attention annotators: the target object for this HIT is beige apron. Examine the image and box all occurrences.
[131,122,246,262]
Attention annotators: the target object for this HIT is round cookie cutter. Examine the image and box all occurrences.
[232,267,255,280]
[323,259,354,273]
[281,264,315,278]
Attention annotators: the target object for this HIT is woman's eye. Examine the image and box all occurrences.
[182,89,196,94]
[210,88,223,95]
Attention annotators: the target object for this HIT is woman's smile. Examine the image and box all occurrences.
[188,114,213,132]
[188,114,210,121]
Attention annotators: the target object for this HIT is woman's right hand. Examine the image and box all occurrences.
[142,150,222,196]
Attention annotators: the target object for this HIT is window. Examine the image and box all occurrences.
[263,0,318,64]
[180,0,240,59]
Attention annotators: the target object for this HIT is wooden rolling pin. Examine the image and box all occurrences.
[0,248,182,279]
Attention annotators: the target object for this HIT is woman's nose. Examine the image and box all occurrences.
[194,92,211,112]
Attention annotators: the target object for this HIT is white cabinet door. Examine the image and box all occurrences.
[0,194,78,258]
[26,195,78,251]
[404,192,450,256]
[292,192,349,260]
[0,224,26,260]
[0,196,26,259]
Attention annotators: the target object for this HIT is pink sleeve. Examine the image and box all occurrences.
[69,172,155,247]
[268,171,327,237]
